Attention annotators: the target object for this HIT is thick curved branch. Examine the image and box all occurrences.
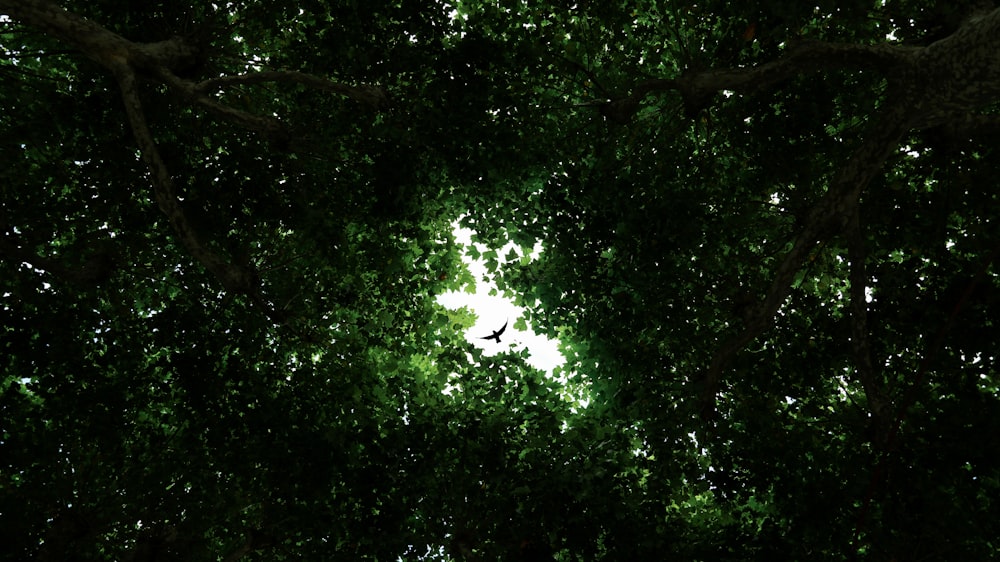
[116,64,255,294]
[611,41,914,120]
[0,0,133,59]
[0,0,199,72]
[678,41,911,108]
[3,0,383,141]
[653,12,1000,417]
[2,0,384,312]
[623,9,1000,126]
[700,105,913,417]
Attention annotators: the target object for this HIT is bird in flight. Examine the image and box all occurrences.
[480,319,508,343]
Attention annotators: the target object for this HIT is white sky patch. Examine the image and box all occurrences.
[437,224,564,374]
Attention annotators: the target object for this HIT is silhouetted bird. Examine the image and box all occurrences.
[480,319,508,343]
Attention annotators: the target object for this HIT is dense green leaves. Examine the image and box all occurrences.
[3,0,1000,560]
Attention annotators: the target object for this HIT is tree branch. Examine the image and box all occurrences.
[1,1,383,141]
[1,1,381,301]
[845,209,889,437]
[154,69,291,141]
[195,70,388,110]
[153,69,388,142]
[700,104,913,418]
[619,9,1000,126]
[115,64,256,294]
[611,41,914,121]
[0,0,199,72]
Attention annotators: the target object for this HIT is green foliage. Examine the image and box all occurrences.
[2,1,999,561]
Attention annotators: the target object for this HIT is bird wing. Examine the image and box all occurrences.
[478,320,508,340]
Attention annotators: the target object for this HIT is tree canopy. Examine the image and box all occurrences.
[2,0,1000,560]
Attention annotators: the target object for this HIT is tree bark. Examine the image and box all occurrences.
[690,8,1000,414]
[621,8,1000,123]
[1,0,383,296]
[0,0,199,72]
